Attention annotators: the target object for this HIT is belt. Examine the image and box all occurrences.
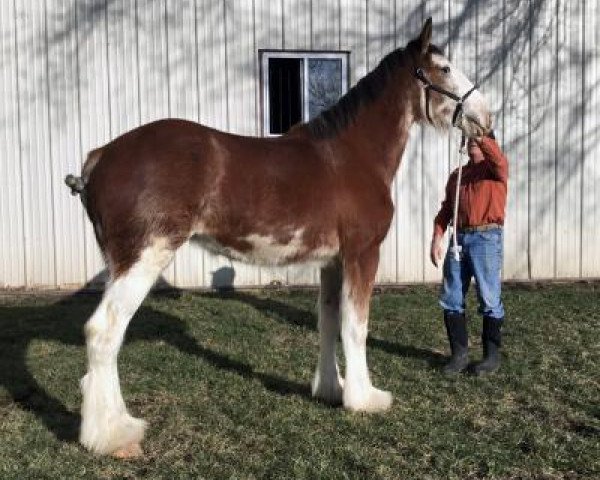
[458,223,501,233]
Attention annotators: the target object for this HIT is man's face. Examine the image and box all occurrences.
[467,140,484,161]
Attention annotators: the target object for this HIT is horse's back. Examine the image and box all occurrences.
[85,119,336,216]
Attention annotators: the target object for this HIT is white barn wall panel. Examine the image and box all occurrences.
[528,0,557,279]
[107,0,140,141]
[0,0,26,287]
[0,0,598,289]
[311,0,340,50]
[16,0,56,287]
[502,0,530,280]
[582,0,600,277]
[555,0,583,278]
[283,0,311,50]
[226,2,257,138]
[137,0,170,126]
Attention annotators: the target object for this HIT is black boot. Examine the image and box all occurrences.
[443,311,469,375]
[473,316,503,376]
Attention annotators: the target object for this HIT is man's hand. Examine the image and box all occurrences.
[430,233,443,267]
[475,129,495,146]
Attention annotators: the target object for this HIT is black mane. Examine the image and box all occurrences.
[305,43,443,139]
[305,47,410,139]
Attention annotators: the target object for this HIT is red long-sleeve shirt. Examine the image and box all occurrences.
[434,137,508,237]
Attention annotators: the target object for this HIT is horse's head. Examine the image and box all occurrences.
[409,18,491,138]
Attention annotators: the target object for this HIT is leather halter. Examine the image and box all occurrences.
[415,68,478,127]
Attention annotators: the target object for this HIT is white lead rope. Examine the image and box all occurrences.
[451,136,467,261]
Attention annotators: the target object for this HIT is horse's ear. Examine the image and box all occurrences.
[418,17,433,56]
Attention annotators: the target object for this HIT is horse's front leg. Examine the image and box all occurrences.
[340,247,392,412]
[312,257,344,405]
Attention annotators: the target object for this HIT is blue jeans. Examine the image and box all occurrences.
[439,228,505,319]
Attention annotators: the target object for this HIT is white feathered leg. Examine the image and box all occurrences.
[80,240,173,456]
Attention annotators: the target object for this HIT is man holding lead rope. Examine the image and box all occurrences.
[430,130,508,376]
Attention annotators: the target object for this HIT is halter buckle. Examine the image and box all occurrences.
[415,68,430,86]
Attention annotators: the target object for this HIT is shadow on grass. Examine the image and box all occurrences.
[200,289,319,330]
[0,294,92,443]
[368,337,446,367]
[197,289,446,367]
[0,280,443,446]
[138,297,312,399]
[0,287,311,446]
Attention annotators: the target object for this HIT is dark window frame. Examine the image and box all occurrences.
[259,50,350,136]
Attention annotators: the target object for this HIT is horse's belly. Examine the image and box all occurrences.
[190,230,339,267]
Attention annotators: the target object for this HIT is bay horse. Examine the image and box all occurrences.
[65,18,491,457]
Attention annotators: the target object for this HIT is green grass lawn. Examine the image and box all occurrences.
[0,283,598,479]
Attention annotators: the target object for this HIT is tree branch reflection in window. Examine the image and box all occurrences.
[308,59,343,119]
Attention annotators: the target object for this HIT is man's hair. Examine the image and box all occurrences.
[467,130,495,148]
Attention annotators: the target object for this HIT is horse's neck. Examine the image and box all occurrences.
[347,104,413,185]
[339,96,413,186]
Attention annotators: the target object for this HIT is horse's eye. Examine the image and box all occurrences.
[441,66,450,74]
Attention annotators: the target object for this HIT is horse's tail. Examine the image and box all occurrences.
[64,174,85,195]
[64,147,103,197]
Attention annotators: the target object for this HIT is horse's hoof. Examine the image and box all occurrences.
[112,442,143,459]
[344,386,393,413]
[312,380,344,406]
[365,388,393,412]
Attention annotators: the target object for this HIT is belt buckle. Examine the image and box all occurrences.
[461,224,496,233]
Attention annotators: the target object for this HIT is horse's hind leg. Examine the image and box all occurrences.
[312,258,344,404]
[80,239,174,457]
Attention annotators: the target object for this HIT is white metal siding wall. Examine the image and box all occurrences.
[0,0,598,289]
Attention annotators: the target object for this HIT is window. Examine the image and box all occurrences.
[260,51,349,136]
